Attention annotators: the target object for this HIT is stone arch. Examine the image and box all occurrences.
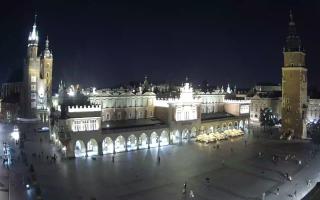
[190,127,197,138]
[149,132,158,148]
[200,126,205,134]
[228,122,233,130]
[115,135,126,152]
[234,121,239,129]
[127,134,137,151]
[75,140,86,157]
[138,133,148,149]
[182,129,189,140]
[245,119,249,128]
[87,138,98,156]
[216,125,221,132]
[222,123,227,131]
[160,130,169,146]
[171,130,180,144]
[239,120,244,129]
[209,126,214,133]
[102,137,113,154]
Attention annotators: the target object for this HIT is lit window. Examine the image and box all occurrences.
[31,76,37,83]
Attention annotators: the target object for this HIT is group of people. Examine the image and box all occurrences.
[182,181,195,198]
[32,151,57,163]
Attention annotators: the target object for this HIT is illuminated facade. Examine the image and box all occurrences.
[307,99,320,123]
[86,89,156,121]
[23,17,53,121]
[51,80,250,158]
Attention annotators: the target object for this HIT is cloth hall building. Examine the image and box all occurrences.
[51,81,250,158]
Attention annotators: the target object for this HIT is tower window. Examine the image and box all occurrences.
[31,76,36,83]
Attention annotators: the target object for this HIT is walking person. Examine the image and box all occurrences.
[112,155,115,163]
[182,181,187,194]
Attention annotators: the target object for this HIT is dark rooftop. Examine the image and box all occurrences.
[102,118,167,133]
[201,112,235,121]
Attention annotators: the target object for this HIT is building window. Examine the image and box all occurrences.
[31,84,36,91]
[31,76,36,83]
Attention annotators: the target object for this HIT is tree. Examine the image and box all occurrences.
[259,108,279,131]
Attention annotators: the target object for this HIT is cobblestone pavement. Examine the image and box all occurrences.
[3,123,320,200]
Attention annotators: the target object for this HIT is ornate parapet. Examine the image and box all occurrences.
[223,99,251,104]
[68,105,101,113]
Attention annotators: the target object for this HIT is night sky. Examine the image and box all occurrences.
[0,0,320,90]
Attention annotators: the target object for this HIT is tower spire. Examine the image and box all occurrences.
[284,10,302,52]
[45,35,49,49]
[28,14,39,46]
[44,35,52,58]
[34,14,37,26]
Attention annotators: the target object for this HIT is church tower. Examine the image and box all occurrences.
[41,36,53,106]
[23,16,53,122]
[24,16,41,118]
[281,11,308,139]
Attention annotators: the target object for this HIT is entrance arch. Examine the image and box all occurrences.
[171,130,180,144]
[75,140,86,157]
[216,125,221,132]
[160,130,169,146]
[182,129,189,141]
[87,139,98,156]
[239,120,244,129]
[222,123,227,131]
[139,133,148,149]
[115,135,126,152]
[190,127,197,138]
[234,121,239,129]
[245,119,249,128]
[127,134,137,151]
[228,122,233,130]
[149,132,158,148]
[102,137,113,154]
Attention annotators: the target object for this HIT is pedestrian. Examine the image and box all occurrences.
[244,140,247,146]
[112,155,114,163]
[276,187,280,195]
[189,190,194,198]
[158,156,160,163]
[294,190,297,197]
[182,181,187,194]
[307,179,311,186]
